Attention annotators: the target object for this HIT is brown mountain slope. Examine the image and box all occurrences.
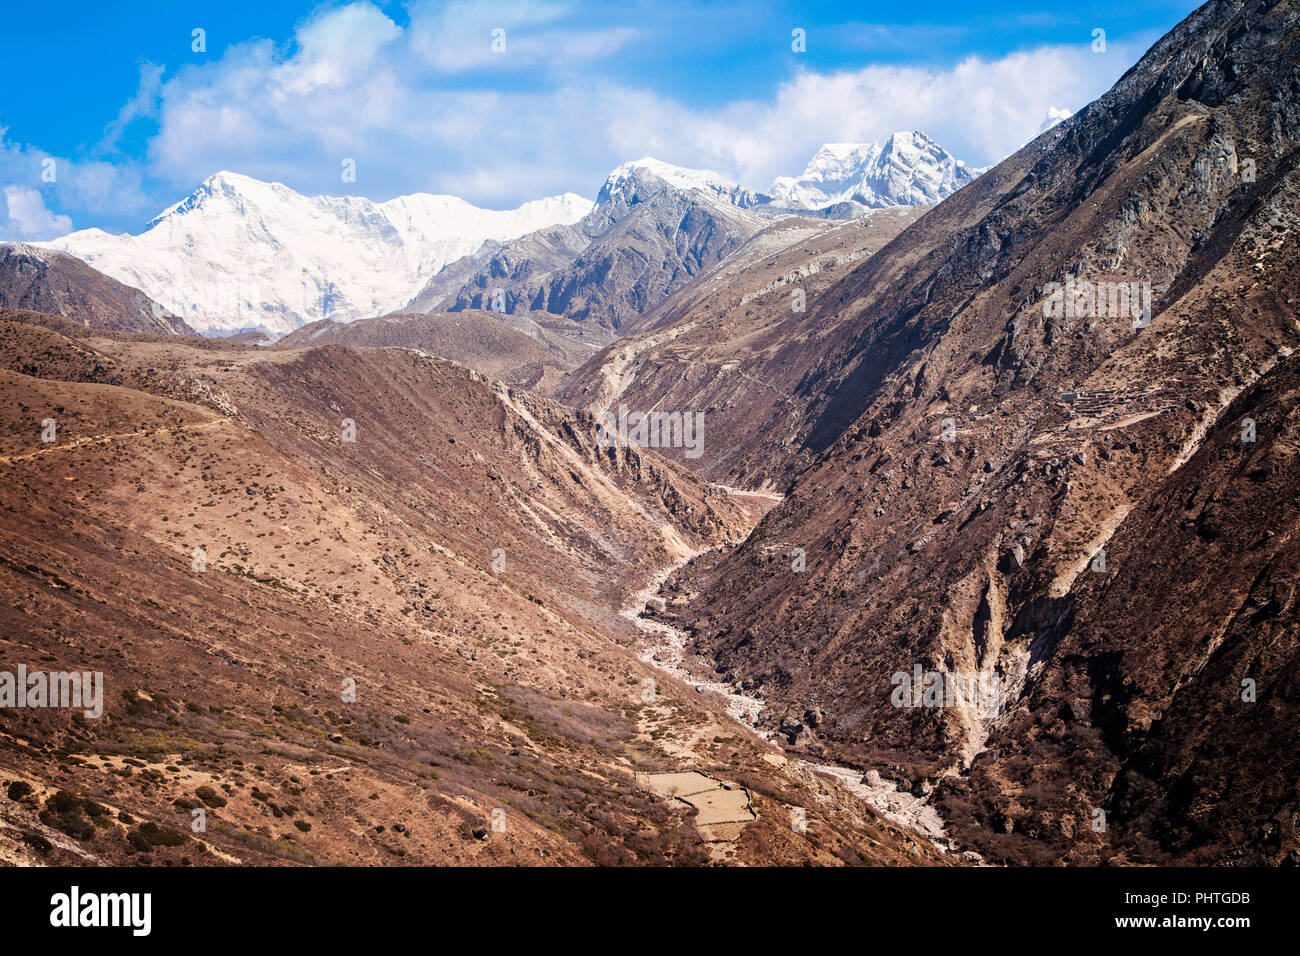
[276,310,595,391]
[0,243,194,336]
[0,313,940,866]
[651,0,1300,864]
[557,208,927,485]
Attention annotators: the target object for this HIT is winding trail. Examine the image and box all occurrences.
[0,418,226,465]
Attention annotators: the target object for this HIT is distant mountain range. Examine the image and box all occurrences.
[31,134,979,336]
[277,308,595,391]
[39,174,593,336]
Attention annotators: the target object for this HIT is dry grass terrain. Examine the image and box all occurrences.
[0,310,942,866]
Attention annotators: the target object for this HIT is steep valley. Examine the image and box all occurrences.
[0,310,942,866]
[0,0,1296,873]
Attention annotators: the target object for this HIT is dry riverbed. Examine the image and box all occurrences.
[619,530,961,857]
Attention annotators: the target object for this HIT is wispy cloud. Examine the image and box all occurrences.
[407,0,638,73]
[274,3,403,94]
[98,61,164,152]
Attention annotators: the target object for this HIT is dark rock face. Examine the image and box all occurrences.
[0,243,194,335]
[406,166,765,334]
[940,356,1300,865]
[658,0,1300,864]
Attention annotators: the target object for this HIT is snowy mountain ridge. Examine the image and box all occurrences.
[599,158,770,210]
[769,130,978,210]
[42,172,593,335]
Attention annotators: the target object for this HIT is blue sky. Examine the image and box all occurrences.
[0,0,1201,239]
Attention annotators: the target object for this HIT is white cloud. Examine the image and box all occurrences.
[0,122,155,235]
[537,42,1138,195]
[697,45,1134,190]
[1,185,73,240]
[274,3,402,94]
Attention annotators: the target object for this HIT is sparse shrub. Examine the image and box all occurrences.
[6,781,33,802]
[194,785,227,808]
[21,832,52,856]
[127,822,189,851]
[39,791,98,840]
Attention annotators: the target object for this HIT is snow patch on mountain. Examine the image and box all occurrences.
[770,131,978,210]
[42,172,593,335]
[1039,107,1074,132]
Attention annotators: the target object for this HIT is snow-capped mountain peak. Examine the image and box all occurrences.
[598,158,768,209]
[791,142,885,182]
[41,175,594,335]
[146,170,303,228]
[771,130,978,210]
